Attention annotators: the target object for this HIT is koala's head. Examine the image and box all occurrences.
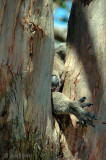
[52,44,66,92]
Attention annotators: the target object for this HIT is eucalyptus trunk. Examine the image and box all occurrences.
[0,0,60,159]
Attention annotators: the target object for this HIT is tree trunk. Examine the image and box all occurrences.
[0,0,60,159]
[60,0,106,159]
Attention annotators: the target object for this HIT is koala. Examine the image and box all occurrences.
[52,44,97,127]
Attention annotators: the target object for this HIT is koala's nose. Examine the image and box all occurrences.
[52,75,59,87]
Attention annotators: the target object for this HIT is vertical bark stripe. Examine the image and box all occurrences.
[0,0,7,35]
[11,0,22,51]
[27,0,34,23]
[73,68,82,100]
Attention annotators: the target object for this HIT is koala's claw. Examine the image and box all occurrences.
[76,97,97,127]
[79,97,86,102]
[86,111,98,120]
[79,97,93,108]
[81,103,93,108]
[77,118,95,128]
[86,120,95,127]
[81,118,95,128]
[79,110,97,127]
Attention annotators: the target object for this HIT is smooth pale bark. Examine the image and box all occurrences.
[0,0,60,159]
[60,0,106,159]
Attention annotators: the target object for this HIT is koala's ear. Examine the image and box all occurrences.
[55,43,67,63]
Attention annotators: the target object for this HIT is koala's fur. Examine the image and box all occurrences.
[52,44,66,92]
[52,44,97,127]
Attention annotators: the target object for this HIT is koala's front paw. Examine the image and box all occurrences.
[73,97,97,127]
